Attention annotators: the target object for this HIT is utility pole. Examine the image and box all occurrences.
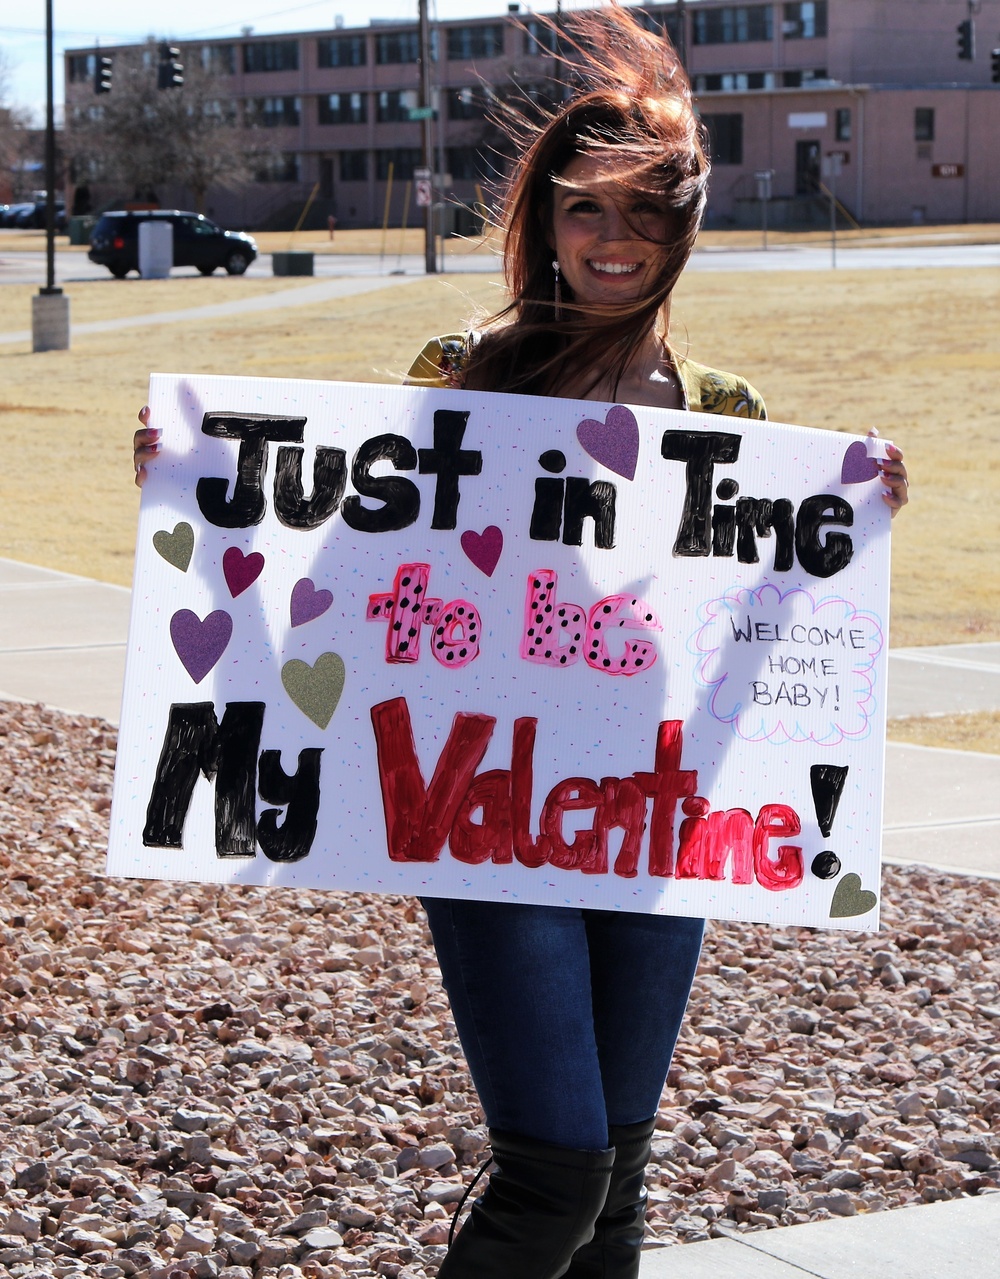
[676,0,688,68]
[32,0,70,352]
[417,0,436,274]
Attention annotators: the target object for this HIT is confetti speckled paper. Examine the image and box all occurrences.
[107,374,892,930]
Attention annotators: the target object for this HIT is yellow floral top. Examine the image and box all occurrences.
[406,333,767,419]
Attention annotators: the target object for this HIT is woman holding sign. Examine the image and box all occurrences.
[134,7,906,1277]
[408,9,906,1279]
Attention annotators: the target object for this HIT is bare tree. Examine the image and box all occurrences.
[0,49,38,201]
[67,43,265,211]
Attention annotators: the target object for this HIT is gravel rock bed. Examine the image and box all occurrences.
[1,700,998,1279]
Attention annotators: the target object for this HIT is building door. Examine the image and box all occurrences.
[319,158,334,199]
[795,140,821,195]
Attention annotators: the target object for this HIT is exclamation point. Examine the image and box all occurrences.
[809,763,848,880]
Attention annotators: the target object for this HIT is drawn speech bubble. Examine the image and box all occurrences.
[691,583,884,746]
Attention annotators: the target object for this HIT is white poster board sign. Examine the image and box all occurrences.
[108,375,892,930]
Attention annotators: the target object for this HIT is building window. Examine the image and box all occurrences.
[915,108,935,142]
[68,53,96,83]
[446,146,501,181]
[693,6,773,45]
[783,2,827,39]
[695,71,776,91]
[250,96,301,127]
[244,40,299,73]
[204,99,237,124]
[522,18,558,55]
[701,113,744,164]
[318,92,367,125]
[782,67,827,86]
[340,150,368,181]
[633,8,684,44]
[376,90,419,123]
[835,107,852,141]
[376,147,423,180]
[375,30,421,64]
[201,44,236,74]
[447,24,504,60]
[318,35,367,67]
[448,87,489,120]
[256,152,300,182]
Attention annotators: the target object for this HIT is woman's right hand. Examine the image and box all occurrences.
[134,405,160,488]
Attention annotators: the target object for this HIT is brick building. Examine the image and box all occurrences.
[63,0,1000,228]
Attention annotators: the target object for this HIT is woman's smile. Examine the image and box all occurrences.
[550,153,670,306]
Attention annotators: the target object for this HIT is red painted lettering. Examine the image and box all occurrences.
[370,697,494,861]
[633,721,698,878]
[752,803,804,890]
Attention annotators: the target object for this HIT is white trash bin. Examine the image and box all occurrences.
[138,219,173,279]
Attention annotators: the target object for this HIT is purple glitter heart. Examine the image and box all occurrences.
[223,546,264,597]
[290,577,334,627]
[576,405,640,480]
[170,609,233,684]
[841,440,879,484]
[460,526,503,577]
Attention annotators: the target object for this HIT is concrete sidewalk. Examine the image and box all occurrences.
[2,552,998,1276]
[640,1191,1000,1278]
[0,271,425,346]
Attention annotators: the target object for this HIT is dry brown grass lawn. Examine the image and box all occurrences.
[0,277,320,333]
[0,264,997,651]
[887,711,1000,754]
[5,219,998,257]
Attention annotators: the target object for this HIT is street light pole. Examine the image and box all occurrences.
[44,0,57,293]
[418,0,436,274]
[32,0,71,351]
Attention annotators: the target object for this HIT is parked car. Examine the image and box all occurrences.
[12,200,67,232]
[88,210,258,278]
[1,202,36,227]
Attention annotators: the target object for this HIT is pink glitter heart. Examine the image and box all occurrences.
[169,609,233,684]
[290,577,333,627]
[223,546,264,597]
[461,526,503,577]
[576,405,640,480]
[841,440,879,484]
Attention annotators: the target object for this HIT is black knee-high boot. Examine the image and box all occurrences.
[438,1128,615,1279]
[562,1117,656,1278]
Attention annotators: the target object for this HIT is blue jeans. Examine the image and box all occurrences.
[422,898,704,1152]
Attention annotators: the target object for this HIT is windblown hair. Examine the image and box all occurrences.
[464,4,709,398]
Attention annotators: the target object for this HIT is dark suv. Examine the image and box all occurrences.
[88,210,257,278]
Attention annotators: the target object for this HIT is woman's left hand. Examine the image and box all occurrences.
[878,442,909,518]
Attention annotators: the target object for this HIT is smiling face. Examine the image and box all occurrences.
[548,152,674,310]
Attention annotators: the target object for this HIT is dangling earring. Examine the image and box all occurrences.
[552,260,562,321]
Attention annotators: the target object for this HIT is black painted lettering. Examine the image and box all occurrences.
[795,495,854,578]
[341,433,420,533]
[661,430,742,556]
[711,504,736,556]
[143,702,264,856]
[530,477,564,541]
[196,412,305,529]
[273,445,348,531]
[562,477,616,549]
[417,409,483,530]
[257,748,323,863]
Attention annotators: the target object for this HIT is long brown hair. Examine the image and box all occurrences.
[464,4,709,398]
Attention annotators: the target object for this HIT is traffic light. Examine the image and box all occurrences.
[957,18,974,60]
[157,44,184,89]
[95,55,113,95]
[992,47,1000,82]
